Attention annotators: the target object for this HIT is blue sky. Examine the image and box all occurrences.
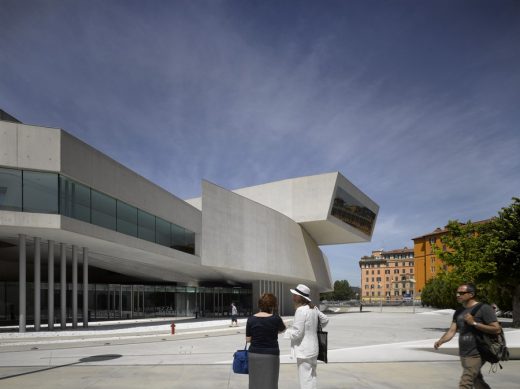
[1,0,519,287]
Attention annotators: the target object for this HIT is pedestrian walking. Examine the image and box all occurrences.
[230,302,238,327]
[285,284,329,389]
[434,283,501,389]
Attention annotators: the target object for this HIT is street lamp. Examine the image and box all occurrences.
[409,278,416,314]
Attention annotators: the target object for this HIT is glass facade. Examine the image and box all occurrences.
[91,190,117,230]
[22,171,59,213]
[116,201,138,237]
[60,176,91,222]
[0,167,196,254]
[0,281,252,324]
[331,187,376,235]
[0,168,22,211]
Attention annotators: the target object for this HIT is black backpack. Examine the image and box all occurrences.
[470,303,510,369]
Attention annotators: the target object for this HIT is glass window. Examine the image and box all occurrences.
[23,171,58,213]
[171,224,184,251]
[91,190,116,230]
[0,167,22,211]
[138,209,155,242]
[60,176,90,222]
[117,201,137,237]
[330,187,376,235]
[156,217,171,247]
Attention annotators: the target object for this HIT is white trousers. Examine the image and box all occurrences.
[297,356,318,389]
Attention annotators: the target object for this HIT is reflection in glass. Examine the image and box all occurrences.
[91,190,117,230]
[156,217,171,247]
[23,171,59,213]
[138,209,155,242]
[0,168,22,211]
[117,201,138,237]
[331,187,376,235]
[60,177,91,222]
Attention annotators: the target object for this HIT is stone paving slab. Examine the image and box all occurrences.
[0,310,518,388]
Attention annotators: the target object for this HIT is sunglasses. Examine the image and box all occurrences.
[456,291,472,296]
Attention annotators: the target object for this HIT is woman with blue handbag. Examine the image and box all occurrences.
[246,293,286,389]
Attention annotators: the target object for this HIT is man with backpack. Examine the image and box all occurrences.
[434,283,501,389]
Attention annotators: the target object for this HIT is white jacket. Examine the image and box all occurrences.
[285,305,329,359]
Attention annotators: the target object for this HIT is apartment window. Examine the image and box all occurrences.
[431,266,436,273]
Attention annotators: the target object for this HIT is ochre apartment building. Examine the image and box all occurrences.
[359,248,415,303]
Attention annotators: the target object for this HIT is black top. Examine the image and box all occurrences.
[453,303,497,357]
[246,314,286,355]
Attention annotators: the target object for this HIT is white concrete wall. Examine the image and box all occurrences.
[0,121,60,171]
[201,181,332,289]
[233,172,338,222]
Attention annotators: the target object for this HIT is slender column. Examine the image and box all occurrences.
[19,234,26,333]
[60,244,66,329]
[82,248,88,328]
[34,237,41,331]
[72,245,78,328]
[48,241,55,330]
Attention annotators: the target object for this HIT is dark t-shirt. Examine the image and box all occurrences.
[246,314,286,355]
[453,303,498,357]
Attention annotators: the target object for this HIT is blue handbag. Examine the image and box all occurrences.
[232,343,249,374]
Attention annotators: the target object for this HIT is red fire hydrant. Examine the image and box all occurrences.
[170,321,175,335]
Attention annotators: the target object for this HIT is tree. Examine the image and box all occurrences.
[429,199,520,328]
[484,198,520,327]
[320,280,354,301]
[421,272,461,309]
[435,220,496,283]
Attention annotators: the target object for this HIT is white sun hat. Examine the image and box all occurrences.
[290,284,312,301]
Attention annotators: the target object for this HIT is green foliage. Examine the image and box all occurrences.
[485,197,520,287]
[427,198,520,327]
[420,272,461,309]
[320,279,354,301]
[434,220,496,283]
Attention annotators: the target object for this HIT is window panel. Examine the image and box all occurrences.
[138,209,155,242]
[60,176,90,222]
[0,167,22,211]
[91,190,116,230]
[117,201,137,237]
[156,217,171,247]
[23,171,58,213]
[330,187,376,235]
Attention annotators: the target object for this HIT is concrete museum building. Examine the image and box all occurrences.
[0,112,379,332]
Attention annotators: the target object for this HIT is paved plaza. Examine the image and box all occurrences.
[0,307,518,388]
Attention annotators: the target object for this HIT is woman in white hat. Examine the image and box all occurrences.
[285,284,329,389]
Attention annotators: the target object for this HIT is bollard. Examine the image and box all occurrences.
[171,321,175,335]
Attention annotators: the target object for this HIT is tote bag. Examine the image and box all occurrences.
[232,343,249,374]
[317,318,328,363]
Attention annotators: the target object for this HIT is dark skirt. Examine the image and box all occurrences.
[248,352,280,389]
